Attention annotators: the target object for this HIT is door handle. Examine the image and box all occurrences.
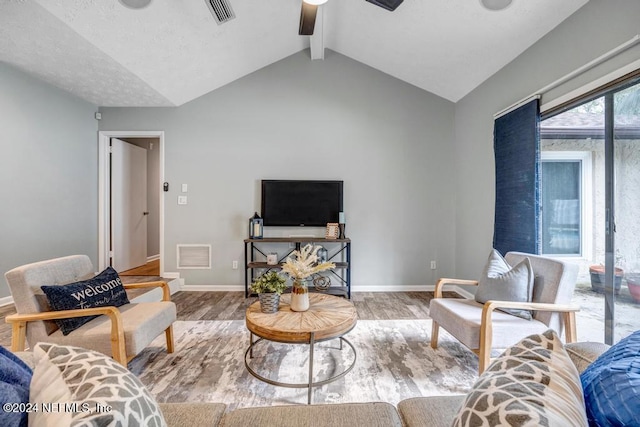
[143,212,150,215]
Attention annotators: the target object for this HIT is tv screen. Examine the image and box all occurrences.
[261,180,343,226]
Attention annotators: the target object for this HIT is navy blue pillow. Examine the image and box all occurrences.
[0,346,32,427]
[41,267,130,335]
[581,330,640,427]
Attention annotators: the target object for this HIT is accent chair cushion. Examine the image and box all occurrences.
[29,342,167,427]
[451,330,588,427]
[41,267,130,335]
[581,330,640,426]
[475,249,534,320]
[0,346,33,427]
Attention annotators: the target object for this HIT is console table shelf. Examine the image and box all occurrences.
[244,237,351,299]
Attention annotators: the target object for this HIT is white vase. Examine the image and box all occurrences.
[290,280,309,312]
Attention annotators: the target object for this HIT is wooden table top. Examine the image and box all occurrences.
[245,293,357,344]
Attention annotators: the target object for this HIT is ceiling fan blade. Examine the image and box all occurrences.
[299,2,318,36]
[365,0,404,12]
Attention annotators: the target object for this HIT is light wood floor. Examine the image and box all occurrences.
[0,290,457,349]
[119,259,160,276]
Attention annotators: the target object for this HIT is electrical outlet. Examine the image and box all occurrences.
[232,260,238,269]
[430,260,437,270]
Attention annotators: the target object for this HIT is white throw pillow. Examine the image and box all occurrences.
[29,343,166,427]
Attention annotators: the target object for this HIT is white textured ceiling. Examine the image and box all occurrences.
[0,0,588,107]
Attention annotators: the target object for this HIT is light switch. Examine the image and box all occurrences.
[177,196,188,205]
[181,184,188,193]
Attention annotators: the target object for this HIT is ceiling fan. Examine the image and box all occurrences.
[299,0,404,36]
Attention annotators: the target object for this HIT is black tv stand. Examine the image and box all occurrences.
[244,237,351,299]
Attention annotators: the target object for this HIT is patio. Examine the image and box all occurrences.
[574,278,640,343]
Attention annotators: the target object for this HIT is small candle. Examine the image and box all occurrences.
[339,212,345,224]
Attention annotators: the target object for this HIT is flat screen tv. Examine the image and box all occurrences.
[261,180,343,226]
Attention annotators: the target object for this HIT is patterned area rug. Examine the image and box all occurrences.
[129,320,478,410]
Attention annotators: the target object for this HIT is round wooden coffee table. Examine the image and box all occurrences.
[245,293,357,404]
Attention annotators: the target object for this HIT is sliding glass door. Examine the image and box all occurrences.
[541,75,640,344]
[613,81,640,343]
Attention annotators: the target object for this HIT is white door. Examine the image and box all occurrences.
[111,138,148,272]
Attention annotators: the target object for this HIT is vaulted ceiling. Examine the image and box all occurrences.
[0,0,588,107]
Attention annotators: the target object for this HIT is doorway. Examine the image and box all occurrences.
[98,131,165,278]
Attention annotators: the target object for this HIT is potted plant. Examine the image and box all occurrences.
[588,264,624,294]
[280,244,335,312]
[250,271,287,313]
[625,274,640,303]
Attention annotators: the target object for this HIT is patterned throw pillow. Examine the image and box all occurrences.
[452,330,588,427]
[29,343,166,427]
[581,330,640,427]
[41,267,130,335]
[475,249,534,320]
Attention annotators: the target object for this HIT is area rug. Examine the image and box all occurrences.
[129,320,478,410]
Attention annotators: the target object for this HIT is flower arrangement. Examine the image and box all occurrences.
[280,243,335,281]
[250,271,287,295]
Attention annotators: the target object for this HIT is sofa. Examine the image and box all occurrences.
[2,330,617,427]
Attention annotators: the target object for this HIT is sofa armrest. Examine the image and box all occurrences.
[159,402,227,427]
[398,396,466,427]
[565,342,610,374]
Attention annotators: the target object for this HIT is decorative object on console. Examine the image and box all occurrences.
[339,211,346,239]
[317,247,328,263]
[325,223,339,239]
[313,275,331,291]
[280,244,335,312]
[249,212,263,239]
[266,252,278,266]
[250,271,287,314]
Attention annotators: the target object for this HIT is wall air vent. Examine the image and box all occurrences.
[204,0,235,25]
[177,244,212,269]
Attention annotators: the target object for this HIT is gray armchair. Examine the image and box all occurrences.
[430,252,580,373]
[4,255,176,366]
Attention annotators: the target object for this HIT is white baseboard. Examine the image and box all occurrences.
[352,285,435,292]
[0,296,14,307]
[162,272,180,279]
[453,285,475,299]
[147,254,160,262]
[181,284,244,292]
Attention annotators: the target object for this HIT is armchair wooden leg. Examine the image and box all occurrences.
[430,321,439,349]
[478,346,490,375]
[11,322,27,352]
[165,325,174,354]
[111,334,127,366]
[563,311,577,343]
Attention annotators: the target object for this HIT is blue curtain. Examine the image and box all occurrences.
[493,98,540,255]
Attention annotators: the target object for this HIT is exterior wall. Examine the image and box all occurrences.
[542,138,640,281]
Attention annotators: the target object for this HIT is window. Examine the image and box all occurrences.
[540,151,592,257]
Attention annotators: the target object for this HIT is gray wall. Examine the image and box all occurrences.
[100,50,457,289]
[453,0,640,280]
[0,62,98,298]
